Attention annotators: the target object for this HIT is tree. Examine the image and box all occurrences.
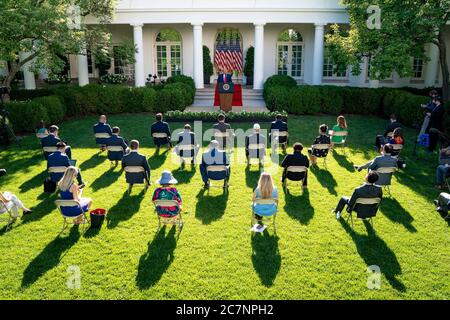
[0,0,136,92]
[325,0,450,100]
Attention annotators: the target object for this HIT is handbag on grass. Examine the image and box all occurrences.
[44,177,57,193]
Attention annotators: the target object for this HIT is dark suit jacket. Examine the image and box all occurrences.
[93,122,112,145]
[150,121,171,146]
[217,73,232,83]
[245,133,267,159]
[384,121,402,137]
[281,152,309,181]
[213,122,232,148]
[122,151,150,184]
[368,154,398,186]
[106,135,128,161]
[349,183,383,218]
[429,104,444,131]
[270,120,288,144]
[47,151,70,182]
[41,133,61,148]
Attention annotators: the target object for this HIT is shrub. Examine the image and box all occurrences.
[4,100,48,133]
[263,75,297,100]
[142,87,157,112]
[165,110,288,123]
[265,85,291,112]
[320,86,344,115]
[33,96,65,124]
[166,75,196,92]
[9,88,54,101]
[99,74,129,84]
[121,87,146,113]
[44,74,71,85]
[165,82,195,106]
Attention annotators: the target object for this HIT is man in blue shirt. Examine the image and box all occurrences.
[93,115,113,150]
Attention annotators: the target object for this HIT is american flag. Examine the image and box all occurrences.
[214,32,243,73]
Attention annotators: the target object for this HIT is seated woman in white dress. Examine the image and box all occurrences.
[57,166,92,225]
[0,191,32,221]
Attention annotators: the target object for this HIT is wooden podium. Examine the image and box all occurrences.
[218,82,234,112]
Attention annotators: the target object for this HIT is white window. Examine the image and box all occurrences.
[155,29,182,78]
[323,49,348,79]
[113,46,134,80]
[412,57,424,79]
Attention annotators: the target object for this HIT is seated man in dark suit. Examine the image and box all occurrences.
[281,142,310,189]
[93,115,113,150]
[270,114,288,151]
[213,114,234,151]
[47,142,84,186]
[200,140,230,189]
[0,169,6,178]
[245,124,267,165]
[41,125,72,160]
[105,126,129,166]
[122,140,151,186]
[150,113,171,150]
[375,114,402,149]
[354,144,399,186]
[333,171,383,219]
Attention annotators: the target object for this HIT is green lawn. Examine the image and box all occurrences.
[0,113,448,300]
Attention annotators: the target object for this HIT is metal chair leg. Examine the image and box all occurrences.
[128,184,133,195]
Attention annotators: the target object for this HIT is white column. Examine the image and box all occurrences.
[312,23,326,85]
[77,50,89,86]
[19,52,36,90]
[424,43,440,87]
[132,23,145,87]
[253,23,265,90]
[192,23,204,89]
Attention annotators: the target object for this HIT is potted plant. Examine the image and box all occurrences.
[244,46,254,86]
[203,45,213,85]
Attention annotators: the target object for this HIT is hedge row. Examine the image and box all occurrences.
[165,110,288,123]
[4,76,196,133]
[264,75,439,129]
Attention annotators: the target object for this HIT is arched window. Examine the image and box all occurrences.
[277,29,303,78]
[155,29,182,78]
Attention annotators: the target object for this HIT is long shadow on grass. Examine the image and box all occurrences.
[21,227,81,288]
[283,189,314,225]
[13,193,59,229]
[0,152,43,185]
[172,166,196,184]
[90,167,123,191]
[340,219,406,292]
[245,166,261,188]
[148,149,169,170]
[19,170,47,193]
[136,226,177,289]
[394,170,435,202]
[107,190,145,229]
[332,152,355,173]
[251,231,281,287]
[310,166,338,196]
[79,152,106,171]
[195,188,228,224]
[379,197,417,233]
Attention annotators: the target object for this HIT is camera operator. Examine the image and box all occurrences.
[418,90,440,141]
[427,98,445,152]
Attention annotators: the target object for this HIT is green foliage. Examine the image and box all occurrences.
[166,75,196,92]
[320,86,345,115]
[203,46,214,77]
[32,96,66,124]
[265,86,291,112]
[9,89,54,101]
[4,100,47,133]
[165,110,288,122]
[99,74,129,84]
[142,87,157,113]
[263,75,297,98]
[244,46,254,77]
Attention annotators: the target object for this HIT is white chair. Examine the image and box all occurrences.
[106,145,125,166]
[154,199,183,232]
[374,166,397,196]
[283,166,308,190]
[48,166,68,174]
[54,200,89,231]
[329,130,348,154]
[310,143,331,167]
[94,133,111,139]
[248,143,266,165]
[0,198,15,230]
[271,131,288,153]
[347,197,381,229]
[124,166,148,194]
[177,144,197,166]
[214,131,232,152]
[42,146,58,153]
[152,132,171,148]
[206,165,229,189]
[251,198,277,234]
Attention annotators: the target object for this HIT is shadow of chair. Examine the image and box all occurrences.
[195,188,228,225]
[21,227,81,288]
[172,166,197,184]
[136,226,177,289]
[245,166,261,188]
[148,149,169,170]
[19,170,47,193]
[333,152,356,173]
[379,198,417,233]
[90,167,123,191]
[251,230,281,287]
[283,189,314,225]
[339,218,406,292]
[79,152,107,171]
[310,166,338,196]
[106,190,145,229]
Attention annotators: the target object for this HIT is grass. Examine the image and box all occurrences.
[0,113,449,300]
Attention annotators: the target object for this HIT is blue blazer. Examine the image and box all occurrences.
[93,122,112,144]
[106,135,128,161]
[47,151,70,182]
[41,134,61,148]
[122,151,150,184]
[150,121,171,146]
[217,73,232,83]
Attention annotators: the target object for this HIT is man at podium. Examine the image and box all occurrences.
[217,67,234,112]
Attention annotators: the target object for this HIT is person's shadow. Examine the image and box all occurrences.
[251,231,281,287]
[245,166,261,188]
[310,166,338,195]
[172,166,196,184]
[148,149,169,170]
[195,188,228,224]
[21,227,81,288]
[79,152,106,171]
[107,189,146,229]
[339,218,406,292]
[136,226,177,289]
[90,166,123,191]
[283,189,314,225]
[379,197,417,233]
[19,170,47,193]
[333,152,355,173]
